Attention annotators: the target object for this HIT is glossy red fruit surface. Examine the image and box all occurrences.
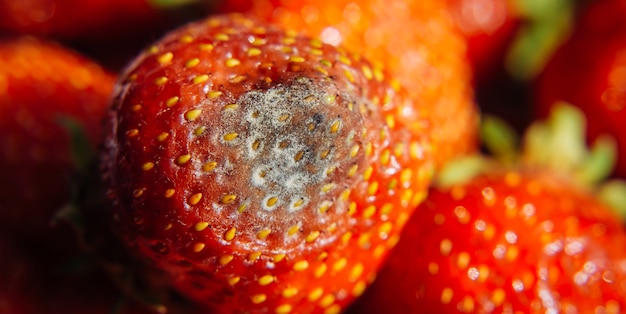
[349,169,626,313]
[101,13,434,313]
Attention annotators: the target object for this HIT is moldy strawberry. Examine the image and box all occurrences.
[101,14,433,313]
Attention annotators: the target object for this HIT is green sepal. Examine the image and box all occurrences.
[480,114,520,165]
[598,180,626,222]
[506,0,578,80]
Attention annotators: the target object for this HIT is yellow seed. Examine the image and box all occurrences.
[491,288,506,306]
[320,149,330,159]
[207,90,222,99]
[154,76,168,85]
[362,65,373,80]
[133,188,145,198]
[203,161,217,172]
[306,231,320,242]
[380,149,391,165]
[330,120,341,133]
[308,288,323,301]
[250,294,266,304]
[289,55,306,63]
[293,260,309,271]
[229,74,247,84]
[347,164,358,177]
[142,162,155,171]
[193,243,205,252]
[287,225,300,236]
[215,33,230,41]
[221,194,237,204]
[363,166,374,181]
[193,74,209,84]
[358,233,371,249]
[457,252,471,269]
[176,154,191,165]
[367,181,379,196]
[227,276,240,285]
[349,263,364,281]
[188,193,202,205]
[318,201,332,213]
[362,205,376,219]
[224,227,236,241]
[248,251,262,262]
[157,52,173,64]
[293,198,305,208]
[348,202,357,216]
[165,96,179,107]
[180,35,193,43]
[273,253,286,263]
[332,258,347,272]
[315,263,327,278]
[441,287,454,304]
[199,43,214,51]
[223,132,238,141]
[157,132,169,141]
[163,223,172,230]
[147,45,159,54]
[257,228,272,240]
[266,197,278,207]
[340,189,351,201]
[194,126,206,136]
[126,129,139,137]
[247,47,262,57]
[185,58,200,68]
[225,58,241,67]
[379,222,393,237]
[350,145,360,157]
[428,262,439,275]
[185,109,202,121]
[275,304,292,314]
[440,239,453,256]
[164,189,175,198]
[258,275,274,286]
[294,150,305,162]
[319,294,335,308]
[195,222,209,231]
[321,183,335,194]
[352,281,367,297]
[131,104,142,112]
[282,287,298,298]
[237,203,247,213]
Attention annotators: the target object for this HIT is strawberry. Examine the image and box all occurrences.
[348,167,626,313]
[348,104,626,313]
[534,0,626,178]
[0,36,116,230]
[0,0,188,40]
[217,0,479,170]
[101,13,434,313]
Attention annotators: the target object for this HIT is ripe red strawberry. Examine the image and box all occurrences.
[0,36,115,230]
[535,0,626,178]
[217,0,479,170]
[0,0,181,40]
[101,13,434,313]
[348,167,626,313]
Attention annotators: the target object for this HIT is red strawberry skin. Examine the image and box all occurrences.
[348,169,626,313]
[0,36,115,230]
[535,0,626,177]
[101,14,433,313]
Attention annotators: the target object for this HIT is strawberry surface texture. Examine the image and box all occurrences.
[101,13,434,313]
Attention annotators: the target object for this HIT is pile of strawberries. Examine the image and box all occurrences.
[2,0,626,313]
